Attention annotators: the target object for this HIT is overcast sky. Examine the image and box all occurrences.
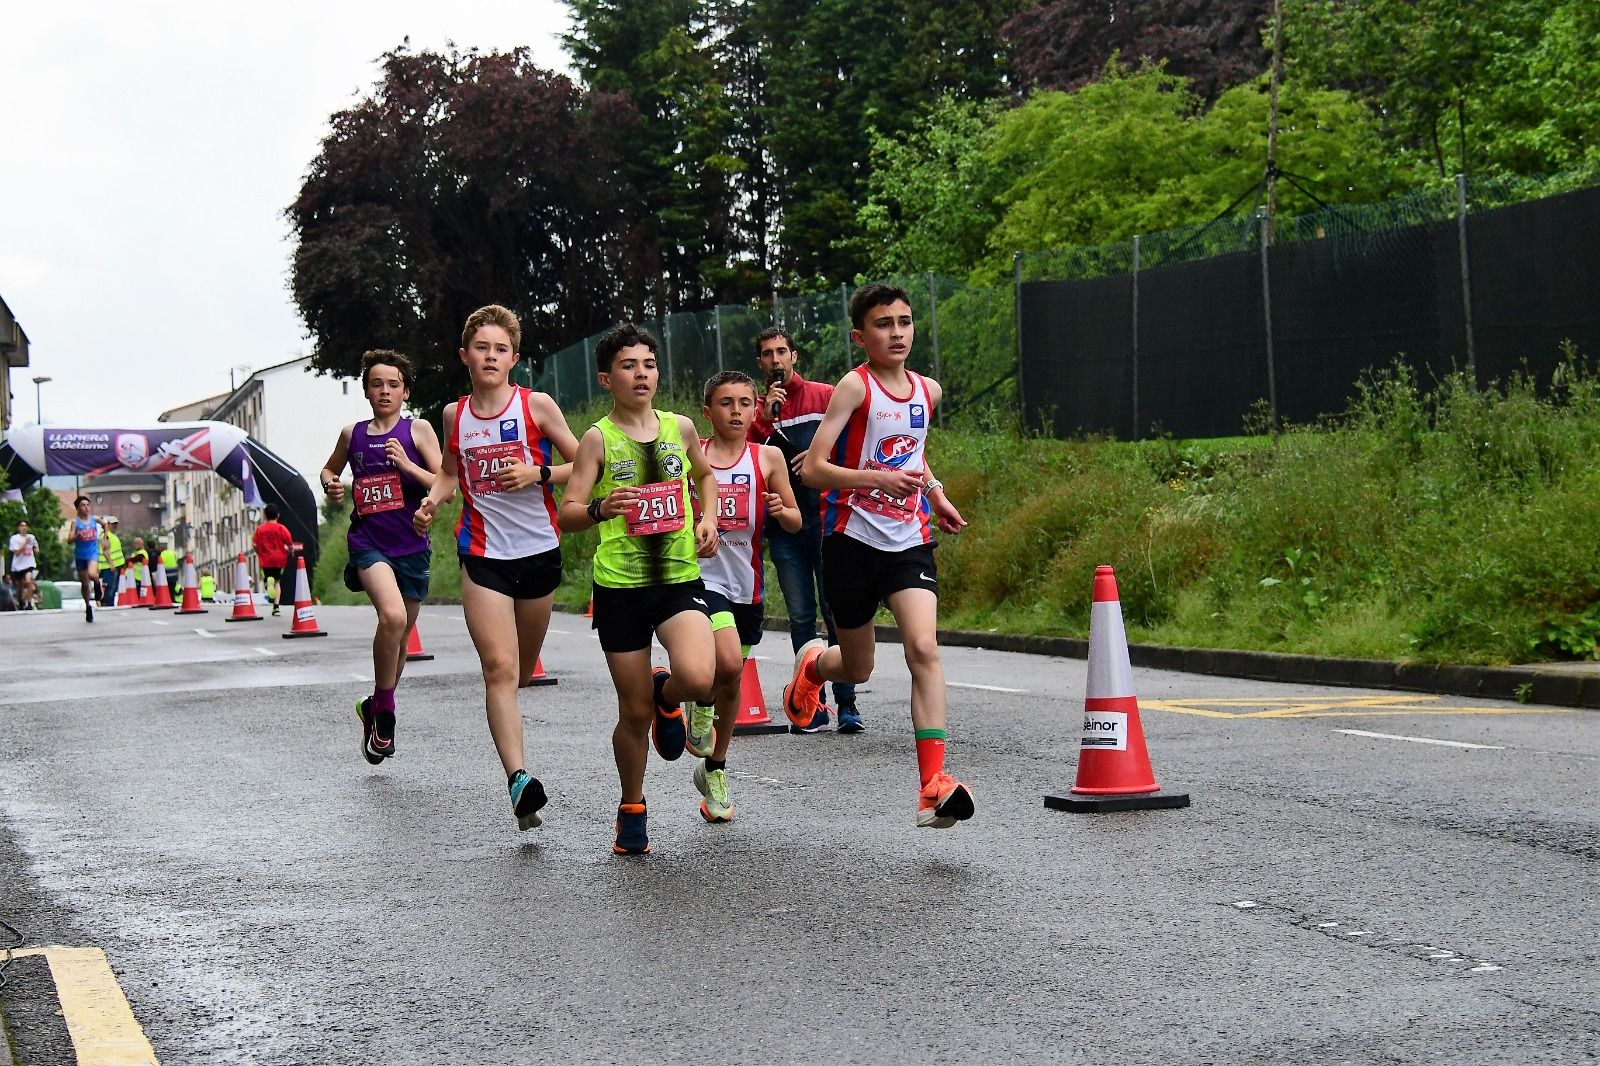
[2,2,572,429]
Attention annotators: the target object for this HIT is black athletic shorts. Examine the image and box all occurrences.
[459,547,562,600]
[821,535,938,630]
[700,588,766,648]
[261,566,285,587]
[591,578,710,654]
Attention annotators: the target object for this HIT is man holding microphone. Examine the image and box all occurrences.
[748,327,863,734]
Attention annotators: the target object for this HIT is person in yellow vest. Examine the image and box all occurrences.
[159,543,180,599]
[199,568,217,602]
[98,517,126,607]
[127,537,150,599]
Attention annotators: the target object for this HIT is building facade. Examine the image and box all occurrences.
[1,294,31,433]
[160,358,369,582]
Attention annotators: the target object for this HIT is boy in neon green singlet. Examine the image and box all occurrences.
[559,323,720,855]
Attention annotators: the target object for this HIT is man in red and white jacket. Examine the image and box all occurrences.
[746,327,863,734]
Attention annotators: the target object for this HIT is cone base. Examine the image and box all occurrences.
[225,616,263,623]
[406,653,435,662]
[733,721,787,736]
[282,631,328,639]
[519,676,558,688]
[175,609,209,616]
[1045,791,1190,813]
[148,605,176,612]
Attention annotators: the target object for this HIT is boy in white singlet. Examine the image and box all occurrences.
[414,304,578,832]
[787,283,975,829]
[687,371,802,822]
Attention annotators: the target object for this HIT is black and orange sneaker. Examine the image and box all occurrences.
[916,771,975,829]
[650,668,686,761]
[613,800,650,854]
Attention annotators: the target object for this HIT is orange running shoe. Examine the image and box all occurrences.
[781,638,827,728]
[916,771,975,829]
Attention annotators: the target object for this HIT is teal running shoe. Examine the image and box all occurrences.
[509,770,548,831]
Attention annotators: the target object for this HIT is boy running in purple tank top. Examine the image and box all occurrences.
[414,305,579,832]
[319,350,443,765]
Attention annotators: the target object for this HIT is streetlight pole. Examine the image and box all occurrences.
[31,375,51,424]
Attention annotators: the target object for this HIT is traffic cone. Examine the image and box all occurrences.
[733,657,786,735]
[136,566,154,607]
[282,556,327,638]
[149,562,176,610]
[521,657,557,687]
[175,555,208,615]
[1046,566,1190,813]
[116,567,139,607]
[224,553,262,622]
[584,597,594,618]
[405,624,433,662]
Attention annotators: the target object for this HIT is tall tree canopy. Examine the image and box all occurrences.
[287,46,643,415]
[1003,0,1272,103]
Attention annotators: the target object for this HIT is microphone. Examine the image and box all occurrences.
[767,367,786,422]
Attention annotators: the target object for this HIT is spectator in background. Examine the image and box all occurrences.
[98,517,125,606]
[8,519,40,610]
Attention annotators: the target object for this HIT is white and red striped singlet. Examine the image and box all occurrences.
[451,386,559,559]
[821,365,933,552]
[698,440,767,605]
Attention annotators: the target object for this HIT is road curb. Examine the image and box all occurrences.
[550,605,1600,710]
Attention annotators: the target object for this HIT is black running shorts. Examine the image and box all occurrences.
[591,579,710,653]
[821,535,937,630]
[459,548,562,601]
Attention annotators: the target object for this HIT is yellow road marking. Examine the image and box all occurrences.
[1142,696,1570,720]
[6,946,161,1065]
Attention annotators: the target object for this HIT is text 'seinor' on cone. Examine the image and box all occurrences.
[175,555,208,615]
[1046,566,1190,814]
[405,624,433,662]
[224,554,262,622]
[733,657,785,735]
[282,556,328,638]
[521,657,557,687]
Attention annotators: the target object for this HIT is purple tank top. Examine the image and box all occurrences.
[347,419,430,557]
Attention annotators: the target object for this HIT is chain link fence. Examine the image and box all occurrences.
[512,274,1016,420]
[1017,169,1600,440]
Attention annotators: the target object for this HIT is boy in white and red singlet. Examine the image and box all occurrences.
[686,371,802,822]
[319,349,442,766]
[786,283,975,830]
[413,304,579,832]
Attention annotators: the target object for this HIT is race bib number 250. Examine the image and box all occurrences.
[626,481,685,536]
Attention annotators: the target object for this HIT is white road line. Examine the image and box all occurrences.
[150,620,170,626]
[1334,729,1503,750]
[193,628,214,639]
[350,673,368,682]
[253,647,278,657]
[949,681,1027,694]
[546,628,570,635]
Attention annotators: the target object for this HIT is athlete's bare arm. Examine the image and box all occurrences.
[679,416,720,557]
[528,392,580,486]
[387,418,441,490]
[759,444,804,534]
[414,404,460,535]
[801,373,921,499]
[319,424,355,504]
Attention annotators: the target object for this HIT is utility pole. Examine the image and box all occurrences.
[1265,0,1285,243]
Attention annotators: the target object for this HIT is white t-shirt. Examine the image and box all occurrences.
[9,533,39,572]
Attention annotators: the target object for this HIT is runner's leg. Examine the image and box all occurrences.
[460,566,526,776]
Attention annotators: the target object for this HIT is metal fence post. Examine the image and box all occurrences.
[551,350,561,406]
[926,272,943,426]
[661,313,673,395]
[1457,173,1478,386]
[714,305,725,372]
[1013,252,1026,432]
[1131,235,1141,441]
[1259,209,1279,437]
[584,337,594,403]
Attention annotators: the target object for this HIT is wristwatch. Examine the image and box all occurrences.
[922,477,943,494]
[539,464,551,485]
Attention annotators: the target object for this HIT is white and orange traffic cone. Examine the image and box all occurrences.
[405,624,433,662]
[282,556,327,638]
[732,657,786,735]
[116,566,140,607]
[1046,566,1190,813]
[148,562,176,610]
[224,553,262,623]
[136,565,154,607]
[521,657,557,687]
[175,555,208,615]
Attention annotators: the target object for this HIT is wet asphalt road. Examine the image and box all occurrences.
[1,603,1597,1065]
